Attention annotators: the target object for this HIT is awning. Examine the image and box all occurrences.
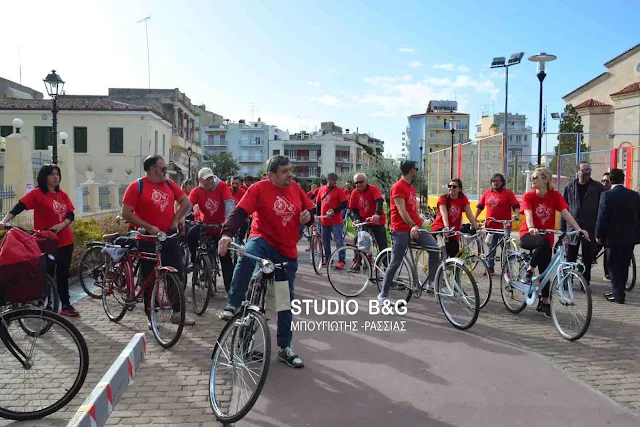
[171,162,188,175]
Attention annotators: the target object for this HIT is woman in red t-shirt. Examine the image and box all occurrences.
[431,179,479,257]
[0,165,78,316]
[520,167,587,317]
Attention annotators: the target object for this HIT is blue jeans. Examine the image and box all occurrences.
[486,233,502,269]
[227,237,299,348]
[322,223,345,262]
[380,230,439,298]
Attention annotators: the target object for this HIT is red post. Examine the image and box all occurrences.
[457,143,463,179]
[610,148,618,170]
[625,147,633,188]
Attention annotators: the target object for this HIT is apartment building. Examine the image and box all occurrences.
[476,112,533,172]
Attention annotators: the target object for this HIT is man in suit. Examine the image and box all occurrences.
[595,168,640,304]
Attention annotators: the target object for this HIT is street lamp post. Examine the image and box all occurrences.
[491,53,524,176]
[419,140,424,205]
[529,53,557,166]
[43,70,65,165]
[186,146,193,181]
[450,126,455,180]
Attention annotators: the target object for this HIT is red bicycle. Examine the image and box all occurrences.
[101,230,186,349]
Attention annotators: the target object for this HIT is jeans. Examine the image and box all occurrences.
[322,223,345,262]
[227,237,299,348]
[187,226,234,292]
[137,238,183,316]
[46,244,74,306]
[485,233,502,268]
[379,231,439,298]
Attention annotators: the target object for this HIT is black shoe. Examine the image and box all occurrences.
[604,292,614,298]
[536,300,551,318]
[606,295,624,304]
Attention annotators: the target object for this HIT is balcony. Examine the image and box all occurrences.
[427,123,469,130]
[205,124,227,133]
[290,157,319,163]
[239,141,264,147]
[239,156,264,163]
[335,157,353,164]
[171,134,186,149]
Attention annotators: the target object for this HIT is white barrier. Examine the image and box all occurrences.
[67,333,146,427]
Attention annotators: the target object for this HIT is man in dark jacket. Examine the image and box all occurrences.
[595,169,640,304]
[560,162,605,283]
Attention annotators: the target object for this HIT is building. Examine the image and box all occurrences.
[476,112,533,172]
[562,43,640,152]
[203,118,289,177]
[406,100,471,163]
[0,98,172,184]
[107,88,203,181]
[0,77,43,101]
[194,104,223,169]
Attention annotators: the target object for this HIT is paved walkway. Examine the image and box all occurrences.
[1,243,638,426]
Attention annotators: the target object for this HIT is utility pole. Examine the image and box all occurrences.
[137,16,151,90]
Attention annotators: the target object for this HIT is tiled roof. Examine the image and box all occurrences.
[604,43,640,67]
[611,82,640,97]
[0,98,171,122]
[563,72,609,100]
[574,99,612,109]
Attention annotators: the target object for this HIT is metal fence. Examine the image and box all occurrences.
[99,187,111,209]
[0,185,15,217]
[82,188,89,211]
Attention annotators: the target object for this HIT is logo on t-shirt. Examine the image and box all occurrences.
[407,190,417,213]
[52,200,67,222]
[151,189,170,212]
[273,196,296,226]
[205,197,219,216]
[535,203,552,225]
[324,194,332,203]
[449,205,461,224]
[487,195,500,209]
[359,196,369,212]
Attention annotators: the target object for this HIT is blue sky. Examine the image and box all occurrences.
[2,0,638,158]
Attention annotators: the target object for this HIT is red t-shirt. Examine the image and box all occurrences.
[122,178,185,233]
[239,180,314,259]
[20,188,75,247]
[348,184,386,226]
[189,183,233,229]
[232,187,246,205]
[316,185,347,226]
[240,185,248,191]
[389,179,422,232]
[307,188,319,200]
[431,194,470,233]
[478,188,519,230]
[520,189,568,246]
[344,188,353,204]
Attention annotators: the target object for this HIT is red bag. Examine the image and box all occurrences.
[0,228,47,304]
[0,227,42,266]
[34,229,59,256]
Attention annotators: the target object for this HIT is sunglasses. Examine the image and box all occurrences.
[448,184,459,189]
[355,180,365,184]
[153,165,168,173]
[491,180,503,183]
[580,168,592,174]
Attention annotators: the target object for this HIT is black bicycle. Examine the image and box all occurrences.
[190,222,222,315]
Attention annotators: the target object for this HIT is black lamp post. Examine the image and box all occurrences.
[43,70,65,165]
[186,146,193,181]
[419,140,423,205]
[529,53,556,166]
[450,126,455,179]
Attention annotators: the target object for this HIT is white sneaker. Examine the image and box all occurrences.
[377,293,388,304]
[277,346,304,368]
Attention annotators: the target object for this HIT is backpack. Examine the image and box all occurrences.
[137,177,174,196]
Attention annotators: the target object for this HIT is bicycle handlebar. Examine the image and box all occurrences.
[130,229,179,242]
[353,221,375,227]
[229,242,287,271]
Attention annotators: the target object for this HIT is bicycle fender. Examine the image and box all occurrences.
[444,257,466,267]
[158,266,178,274]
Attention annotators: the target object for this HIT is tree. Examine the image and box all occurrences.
[338,161,401,201]
[549,104,589,172]
[205,152,240,180]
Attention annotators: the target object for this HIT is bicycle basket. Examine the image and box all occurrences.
[0,254,47,305]
[103,245,128,263]
[357,230,374,254]
[34,230,59,256]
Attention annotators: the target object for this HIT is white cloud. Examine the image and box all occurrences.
[328,68,338,74]
[433,64,455,71]
[308,81,321,87]
[408,61,423,68]
[399,47,415,53]
[425,77,452,86]
[304,94,352,108]
[457,66,471,73]
[362,75,413,85]
[489,71,504,79]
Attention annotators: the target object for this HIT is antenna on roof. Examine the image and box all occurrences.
[137,16,152,90]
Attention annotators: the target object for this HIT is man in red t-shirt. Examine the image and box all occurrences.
[348,173,388,251]
[217,155,314,368]
[316,173,348,267]
[122,155,194,326]
[231,176,249,243]
[187,167,235,291]
[475,173,520,272]
[379,161,439,301]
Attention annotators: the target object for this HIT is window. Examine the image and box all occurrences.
[310,150,317,161]
[458,133,463,143]
[154,130,158,154]
[34,126,52,150]
[273,149,280,155]
[524,134,528,142]
[254,136,261,145]
[429,132,435,138]
[0,126,13,137]
[162,134,166,157]
[74,127,88,153]
[109,128,124,153]
[429,118,436,123]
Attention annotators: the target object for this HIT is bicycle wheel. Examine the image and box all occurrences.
[192,255,213,315]
[374,248,414,303]
[209,257,220,298]
[77,245,106,299]
[327,246,370,297]
[102,260,130,322]
[463,254,492,309]
[500,254,528,314]
[209,308,271,424]
[626,253,636,291]
[18,275,60,336]
[0,308,89,421]
[435,261,479,330]
[150,271,185,349]
[342,217,348,239]
[550,270,592,341]
[311,234,323,275]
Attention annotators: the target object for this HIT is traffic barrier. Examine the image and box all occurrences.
[67,333,146,427]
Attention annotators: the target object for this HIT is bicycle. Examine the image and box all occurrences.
[478,217,520,272]
[574,243,636,291]
[502,229,592,341]
[209,242,285,423]
[374,228,480,330]
[326,221,380,297]
[190,222,223,315]
[309,215,330,275]
[452,228,492,309]
[101,230,186,348]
